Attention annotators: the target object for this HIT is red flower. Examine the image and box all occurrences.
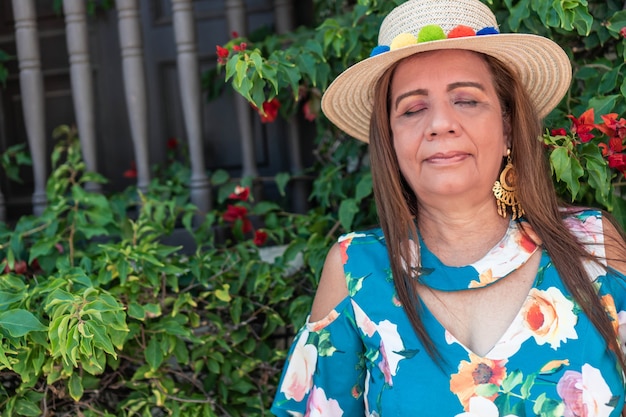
[608,153,626,173]
[166,137,179,150]
[567,109,596,142]
[253,98,281,123]
[223,204,252,233]
[124,161,137,179]
[216,45,229,58]
[550,128,567,137]
[303,100,317,122]
[232,42,247,51]
[232,31,239,38]
[13,260,27,275]
[599,137,626,174]
[229,185,250,201]
[216,45,229,64]
[223,204,247,222]
[253,230,268,246]
[597,113,626,140]
[620,27,626,38]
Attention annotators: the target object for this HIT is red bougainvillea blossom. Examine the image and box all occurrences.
[596,113,626,175]
[621,27,626,38]
[124,161,137,179]
[229,185,250,201]
[252,98,281,123]
[167,137,179,150]
[567,108,596,142]
[599,138,626,175]
[232,42,247,51]
[596,113,626,140]
[223,204,252,233]
[550,128,567,137]
[253,229,268,246]
[303,100,317,122]
[216,45,229,64]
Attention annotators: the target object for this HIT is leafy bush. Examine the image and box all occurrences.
[0,126,336,415]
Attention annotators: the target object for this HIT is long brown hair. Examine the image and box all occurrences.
[369,51,626,370]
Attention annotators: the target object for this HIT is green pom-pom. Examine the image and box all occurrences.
[417,25,446,43]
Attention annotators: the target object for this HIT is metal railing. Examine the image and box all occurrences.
[1,0,302,222]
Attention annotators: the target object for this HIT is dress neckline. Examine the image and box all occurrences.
[416,218,540,291]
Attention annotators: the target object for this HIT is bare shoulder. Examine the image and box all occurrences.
[601,216,626,275]
[309,242,349,322]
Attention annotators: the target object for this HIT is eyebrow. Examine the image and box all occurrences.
[394,81,486,110]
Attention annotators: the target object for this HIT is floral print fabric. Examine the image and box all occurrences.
[271,210,626,416]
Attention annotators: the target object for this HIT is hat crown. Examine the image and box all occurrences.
[379,0,499,46]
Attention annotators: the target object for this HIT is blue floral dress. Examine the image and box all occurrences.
[271,210,626,417]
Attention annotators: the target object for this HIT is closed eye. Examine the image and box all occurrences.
[456,100,478,107]
[404,108,426,116]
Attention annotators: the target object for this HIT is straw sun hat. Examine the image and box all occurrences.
[321,0,573,143]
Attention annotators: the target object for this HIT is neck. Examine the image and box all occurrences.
[416,200,510,266]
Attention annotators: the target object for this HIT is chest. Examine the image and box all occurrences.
[416,251,541,357]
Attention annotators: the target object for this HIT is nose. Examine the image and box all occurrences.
[425,102,460,139]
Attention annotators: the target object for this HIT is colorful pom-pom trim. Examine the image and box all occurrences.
[369,24,500,57]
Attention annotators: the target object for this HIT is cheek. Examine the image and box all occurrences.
[392,138,420,175]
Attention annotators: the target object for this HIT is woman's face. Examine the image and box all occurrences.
[389,49,509,208]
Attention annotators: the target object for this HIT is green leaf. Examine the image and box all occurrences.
[86,321,117,356]
[599,66,622,94]
[355,172,373,202]
[275,172,291,197]
[211,169,230,186]
[0,309,46,337]
[128,302,145,320]
[606,10,626,36]
[339,198,359,231]
[68,372,84,401]
[145,336,164,371]
[283,239,307,263]
[550,146,584,200]
[215,284,232,302]
[251,201,280,215]
[505,0,531,31]
[230,297,242,324]
[0,291,24,309]
[250,51,264,78]
[13,398,42,417]
[588,95,620,119]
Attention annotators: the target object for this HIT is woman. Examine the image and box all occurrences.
[271,0,626,416]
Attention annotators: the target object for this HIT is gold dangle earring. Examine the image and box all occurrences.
[493,149,524,220]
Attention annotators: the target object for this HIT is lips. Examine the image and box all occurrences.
[424,151,471,163]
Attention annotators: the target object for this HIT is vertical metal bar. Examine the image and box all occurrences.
[63,0,101,192]
[11,0,47,215]
[115,0,150,191]
[170,0,211,216]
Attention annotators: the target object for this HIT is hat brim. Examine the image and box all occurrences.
[321,33,572,143]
